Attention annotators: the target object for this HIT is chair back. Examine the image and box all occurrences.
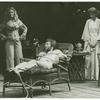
[57,43,74,55]
[36,43,74,56]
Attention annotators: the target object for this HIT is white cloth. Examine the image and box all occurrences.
[5,40,23,71]
[14,49,67,72]
[6,19,27,41]
[82,17,100,80]
[0,19,27,71]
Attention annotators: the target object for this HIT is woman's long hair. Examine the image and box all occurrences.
[3,7,19,23]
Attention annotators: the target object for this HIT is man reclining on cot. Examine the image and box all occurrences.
[12,38,70,75]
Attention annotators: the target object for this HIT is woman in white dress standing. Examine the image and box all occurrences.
[82,7,100,80]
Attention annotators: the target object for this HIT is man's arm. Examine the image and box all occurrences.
[37,52,46,60]
[55,49,72,62]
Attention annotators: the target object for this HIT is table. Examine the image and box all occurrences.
[69,52,90,81]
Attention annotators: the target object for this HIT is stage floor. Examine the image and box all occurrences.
[0,74,100,98]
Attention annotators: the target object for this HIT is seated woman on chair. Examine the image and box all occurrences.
[13,39,68,74]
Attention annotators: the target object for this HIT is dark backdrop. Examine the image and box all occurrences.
[0,2,100,43]
[0,2,100,73]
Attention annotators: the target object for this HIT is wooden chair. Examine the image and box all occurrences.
[3,43,73,97]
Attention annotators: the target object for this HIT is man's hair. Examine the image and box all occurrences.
[46,38,57,49]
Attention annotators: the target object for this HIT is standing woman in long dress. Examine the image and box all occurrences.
[0,7,27,72]
[82,7,100,80]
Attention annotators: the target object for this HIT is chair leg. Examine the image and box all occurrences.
[22,85,25,94]
[29,78,33,98]
[59,77,71,91]
[29,89,34,98]
[67,81,71,91]
[3,83,5,97]
[67,76,71,91]
[48,83,52,96]
[52,76,71,92]
[98,67,100,87]
[3,76,6,98]
[98,80,100,87]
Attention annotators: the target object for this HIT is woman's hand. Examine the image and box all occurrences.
[20,34,26,40]
[88,38,98,48]
[0,34,7,40]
